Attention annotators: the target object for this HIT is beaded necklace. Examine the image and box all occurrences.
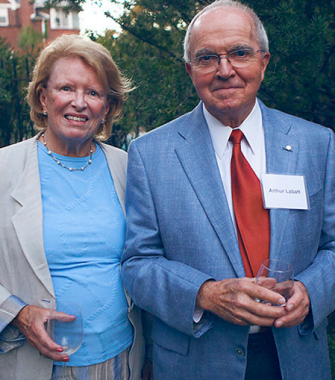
[41,133,93,172]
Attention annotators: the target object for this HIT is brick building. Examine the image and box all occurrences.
[0,0,80,50]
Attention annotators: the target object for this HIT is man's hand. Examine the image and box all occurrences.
[274,281,310,328]
[11,305,73,361]
[196,278,287,326]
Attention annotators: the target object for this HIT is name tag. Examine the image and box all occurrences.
[261,174,309,210]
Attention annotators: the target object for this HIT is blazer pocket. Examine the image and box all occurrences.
[151,318,189,356]
[314,319,328,340]
[298,318,328,339]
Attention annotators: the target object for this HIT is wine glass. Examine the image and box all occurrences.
[256,259,294,306]
[47,301,83,380]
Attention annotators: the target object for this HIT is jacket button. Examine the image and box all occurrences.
[235,347,245,356]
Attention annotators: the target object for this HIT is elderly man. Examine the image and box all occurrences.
[121,1,335,379]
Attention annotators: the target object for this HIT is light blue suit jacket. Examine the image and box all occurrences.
[121,101,335,380]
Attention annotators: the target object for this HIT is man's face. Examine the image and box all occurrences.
[186,7,270,127]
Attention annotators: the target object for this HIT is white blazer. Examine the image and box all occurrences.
[0,134,144,380]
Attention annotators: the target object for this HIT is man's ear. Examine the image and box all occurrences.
[260,52,271,82]
[185,62,193,78]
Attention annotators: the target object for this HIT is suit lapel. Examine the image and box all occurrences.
[261,103,300,262]
[100,143,126,215]
[11,137,54,297]
[174,102,301,275]
[174,103,245,277]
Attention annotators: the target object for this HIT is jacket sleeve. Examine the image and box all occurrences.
[121,140,214,338]
[0,294,27,353]
[295,128,335,331]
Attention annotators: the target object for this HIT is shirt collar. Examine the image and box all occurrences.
[204,100,263,159]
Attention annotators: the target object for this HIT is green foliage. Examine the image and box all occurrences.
[97,28,197,145]
[19,26,43,56]
[1,0,334,148]
[43,0,83,14]
[94,0,335,144]
[255,0,335,128]
[328,334,335,379]
[328,312,335,378]
[0,37,35,147]
[0,38,12,146]
[94,1,202,146]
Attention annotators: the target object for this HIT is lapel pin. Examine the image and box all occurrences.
[284,145,293,152]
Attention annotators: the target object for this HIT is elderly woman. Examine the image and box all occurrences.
[0,34,144,380]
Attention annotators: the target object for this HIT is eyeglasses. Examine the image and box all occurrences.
[189,48,263,72]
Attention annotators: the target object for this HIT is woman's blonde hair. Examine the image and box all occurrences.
[27,34,131,140]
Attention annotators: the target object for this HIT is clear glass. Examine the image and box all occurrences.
[256,259,294,306]
[47,301,84,380]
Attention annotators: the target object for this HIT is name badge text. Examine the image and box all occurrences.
[261,174,309,210]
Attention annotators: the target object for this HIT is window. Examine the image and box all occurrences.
[50,8,79,30]
[0,8,9,27]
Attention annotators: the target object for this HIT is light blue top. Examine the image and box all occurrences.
[38,142,132,366]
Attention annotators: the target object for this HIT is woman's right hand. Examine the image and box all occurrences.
[11,305,70,362]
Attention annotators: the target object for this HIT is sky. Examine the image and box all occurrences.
[79,0,123,35]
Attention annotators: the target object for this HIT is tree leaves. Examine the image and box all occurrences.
[102,0,335,142]
[1,0,334,148]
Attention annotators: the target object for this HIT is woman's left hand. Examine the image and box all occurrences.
[11,305,71,361]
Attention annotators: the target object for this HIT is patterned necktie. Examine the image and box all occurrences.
[229,129,270,277]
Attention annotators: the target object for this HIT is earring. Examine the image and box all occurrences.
[42,110,48,116]
[101,119,106,124]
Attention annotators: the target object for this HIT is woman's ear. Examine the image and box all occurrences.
[39,87,47,112]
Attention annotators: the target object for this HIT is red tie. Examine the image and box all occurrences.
[230,129,270,277]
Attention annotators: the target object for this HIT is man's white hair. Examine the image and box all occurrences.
[183,0,269,62]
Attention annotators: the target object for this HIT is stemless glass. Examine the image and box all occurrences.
[47,301,84,380]
[256,259,294,306]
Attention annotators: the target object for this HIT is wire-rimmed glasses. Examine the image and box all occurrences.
[189,48,264,72]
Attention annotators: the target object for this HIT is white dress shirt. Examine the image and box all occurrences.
[194,100,267,326]
[204,100,267,224]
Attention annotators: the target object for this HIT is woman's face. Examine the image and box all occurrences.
[40,56,109,154]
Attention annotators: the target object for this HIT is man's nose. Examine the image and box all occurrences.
[216,55,235,77]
